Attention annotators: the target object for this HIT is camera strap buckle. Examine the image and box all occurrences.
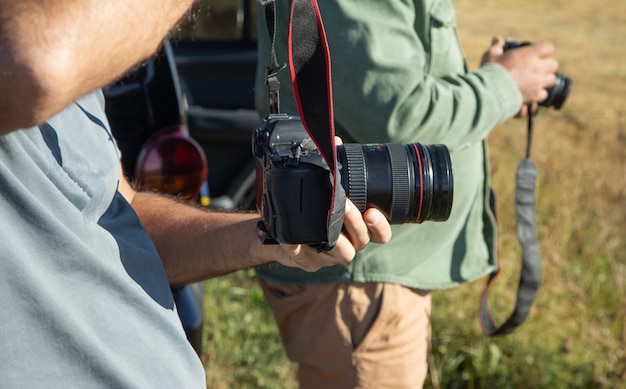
[266,65,285,115]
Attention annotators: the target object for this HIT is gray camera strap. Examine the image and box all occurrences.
[480,108,543,336]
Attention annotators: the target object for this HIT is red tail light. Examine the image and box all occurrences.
[135,125,208,201]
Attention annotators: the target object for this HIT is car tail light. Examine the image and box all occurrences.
[135,125,208,201]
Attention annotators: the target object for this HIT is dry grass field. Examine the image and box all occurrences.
[200,0,626,387]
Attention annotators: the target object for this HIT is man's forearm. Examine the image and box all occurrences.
[129,191,390,287]
[130,192,271,287]
[0,0,196,135]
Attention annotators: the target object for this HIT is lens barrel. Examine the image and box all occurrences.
[338,143,453,224]
[542,72,571,109]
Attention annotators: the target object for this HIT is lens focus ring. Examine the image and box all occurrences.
[342,144,367,213]
[387,143,411,224]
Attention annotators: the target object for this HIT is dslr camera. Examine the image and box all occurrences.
[253,114,454,245]
[503,40,572,109]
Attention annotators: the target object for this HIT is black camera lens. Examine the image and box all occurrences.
[338,143,453,224]
[542,72,571,109]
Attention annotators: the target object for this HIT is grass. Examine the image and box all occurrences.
[200,269,296,389]
[198,0,626,387]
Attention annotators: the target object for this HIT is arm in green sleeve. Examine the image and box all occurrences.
[320,0,522,149]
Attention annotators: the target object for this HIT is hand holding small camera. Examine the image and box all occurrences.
[481,35,570,115]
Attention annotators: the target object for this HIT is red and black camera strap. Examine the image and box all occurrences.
[262,0,345,251]
[261,0,542,335]
[288,0,346,251]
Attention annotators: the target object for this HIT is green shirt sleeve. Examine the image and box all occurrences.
[318,0,522,149]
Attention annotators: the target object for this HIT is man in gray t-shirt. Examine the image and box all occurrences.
[0,2,392,386]
[0,92,207,387]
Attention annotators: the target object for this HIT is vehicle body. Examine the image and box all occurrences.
[172,0,260,212]
[173,37,258,211]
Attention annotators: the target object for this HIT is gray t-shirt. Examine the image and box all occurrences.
[0,92,205,387]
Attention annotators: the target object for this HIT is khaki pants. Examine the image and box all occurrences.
[259,278,431,389]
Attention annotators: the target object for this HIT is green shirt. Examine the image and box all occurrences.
[254,0,522,289]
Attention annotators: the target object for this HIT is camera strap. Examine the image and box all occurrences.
[262,0,345,251]
[262,1,284,115]
[480,107,543,336]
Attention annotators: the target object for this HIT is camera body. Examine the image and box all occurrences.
[253,114,454,245]
[253,114,337,245]
[503,40,571,109]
